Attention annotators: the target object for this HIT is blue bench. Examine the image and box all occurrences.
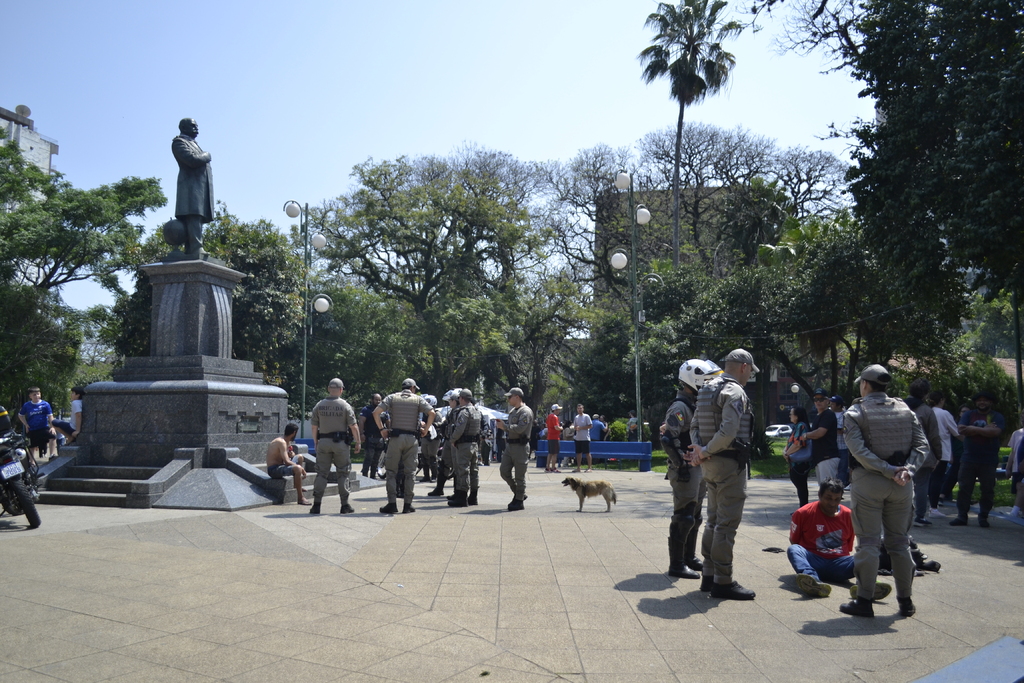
[534,440,653,472]
[295,438,316,457]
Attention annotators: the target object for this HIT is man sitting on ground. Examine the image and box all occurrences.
[267,423,309,505]
[787,477,892,600]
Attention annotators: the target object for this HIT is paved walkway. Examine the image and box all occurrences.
[1,465,1022,682]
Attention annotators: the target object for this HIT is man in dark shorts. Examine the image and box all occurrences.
[545,404,562,472]
[266,423,309,505]
[18,387,55,464]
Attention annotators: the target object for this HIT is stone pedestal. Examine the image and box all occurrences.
[79,261,289,471]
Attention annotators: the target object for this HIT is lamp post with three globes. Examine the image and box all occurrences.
[284,201,331,437]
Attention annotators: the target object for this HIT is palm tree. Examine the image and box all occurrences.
[639,0,742,268]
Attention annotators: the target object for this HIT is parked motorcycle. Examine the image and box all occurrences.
[0,407,41,529]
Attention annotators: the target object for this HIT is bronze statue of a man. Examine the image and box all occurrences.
[172,118,214,256]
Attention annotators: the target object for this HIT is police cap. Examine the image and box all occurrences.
[720,348,759,373]
[401,378,417,390]
[328,378,344,389]
[856,364,891,386]
[504,387,524,398]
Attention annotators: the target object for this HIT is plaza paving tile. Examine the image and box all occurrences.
[1,468,1021,681]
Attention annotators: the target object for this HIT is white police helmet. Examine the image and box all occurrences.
[678,359,722,390]
[422,394,437,407]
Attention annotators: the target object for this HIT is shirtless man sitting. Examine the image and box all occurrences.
[267,423,310,505]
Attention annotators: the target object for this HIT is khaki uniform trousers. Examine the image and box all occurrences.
[314,439,351,505]
[668,447,705,514]
[500,443,530,501]
[421,437,441,478]
[384,433,419,505]
[849,467,915,599]
[439,441,454,479]
[700,455,748,584]
[454,442,479,491]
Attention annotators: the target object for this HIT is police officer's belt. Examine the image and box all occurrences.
[849,451,908,470]
[715,449,743,460]
[319,431,352,443]
[507,437,527,444]
[389,428,417,437]
[456,435,478,444]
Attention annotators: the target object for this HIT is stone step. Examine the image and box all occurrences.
[67,466,161,480]
[45,478,136,494]
[38,490,127,508]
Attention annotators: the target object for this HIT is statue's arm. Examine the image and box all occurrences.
[172,138,212,167]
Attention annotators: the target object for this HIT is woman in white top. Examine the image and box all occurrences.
[926,390,963,517]
[572,404,593,472]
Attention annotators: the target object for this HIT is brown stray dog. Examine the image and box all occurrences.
[561,476,617,512]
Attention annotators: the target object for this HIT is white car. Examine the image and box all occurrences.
[765,424,793,439]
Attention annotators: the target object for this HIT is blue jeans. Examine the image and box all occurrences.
[787,544,855,583]
[837,449,850,486]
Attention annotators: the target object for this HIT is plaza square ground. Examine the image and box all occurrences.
[1,467,1021,682]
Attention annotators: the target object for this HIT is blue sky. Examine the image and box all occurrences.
[6,0,872,309]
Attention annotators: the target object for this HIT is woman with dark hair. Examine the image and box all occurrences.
[784,406,812,507]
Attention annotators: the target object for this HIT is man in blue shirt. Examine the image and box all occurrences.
[18,387,55,463]
[951,390,1004,528]
[589,415,605,441]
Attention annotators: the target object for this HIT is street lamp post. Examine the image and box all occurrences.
[611,171,654,442]
[284,201,329,437]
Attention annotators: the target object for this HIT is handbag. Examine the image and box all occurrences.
[789,443,812,463]
[788,426,812,463]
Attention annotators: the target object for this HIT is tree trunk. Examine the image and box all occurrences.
[672,101,685,269]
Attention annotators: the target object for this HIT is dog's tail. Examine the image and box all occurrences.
[612,490,617,505]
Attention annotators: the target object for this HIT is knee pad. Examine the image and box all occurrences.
[857,535,881,550]
[885,534,911,552]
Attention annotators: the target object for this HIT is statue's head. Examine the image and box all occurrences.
[178,118,199,137]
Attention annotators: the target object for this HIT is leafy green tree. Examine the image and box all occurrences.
[848,0,1024,297]
[0,131,164,406]
[639,0,743,267]
[321,151,545,392]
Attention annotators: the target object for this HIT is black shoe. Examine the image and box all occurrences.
[979,517,990,528]
[340,503,355,514]
[710,581,756,600]
[507,498,525,511]
[467,489,478,506]
[448,490,468,508]
[897,597,916,617]
[379,502,399,514]
[840,597,875,617]
[309,502,321,515]
[950,517,968,526]
[668,565,700,579]
[685,557,703,572]
[402,503,416,514]
[700,575,714,592]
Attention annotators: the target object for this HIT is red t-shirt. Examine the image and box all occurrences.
[789,501,854,559]
[546,413,560,439]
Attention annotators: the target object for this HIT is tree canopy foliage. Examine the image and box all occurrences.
[0,132,164,408]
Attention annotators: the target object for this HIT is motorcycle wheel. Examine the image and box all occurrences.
[8,478,41,529]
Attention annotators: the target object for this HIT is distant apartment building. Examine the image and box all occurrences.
[1,104,59,174]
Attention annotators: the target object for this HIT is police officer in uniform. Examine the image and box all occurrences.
[495,387,534,511]
[664,359,722,579]
[374,378,435,514]
[448,388,482,508]
[418,395,441,483]
[687,349,758,600]
[839,364,927,618]
[309,378,362,515]
[428,389,459,497]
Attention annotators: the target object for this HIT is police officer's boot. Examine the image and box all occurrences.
[668,515,699,579]
[467,488,479,506]
[309,498,322,515]
[448,489,468,507]
[839,596,875,617]
[427,473,448,496]
[684,523,703,572]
